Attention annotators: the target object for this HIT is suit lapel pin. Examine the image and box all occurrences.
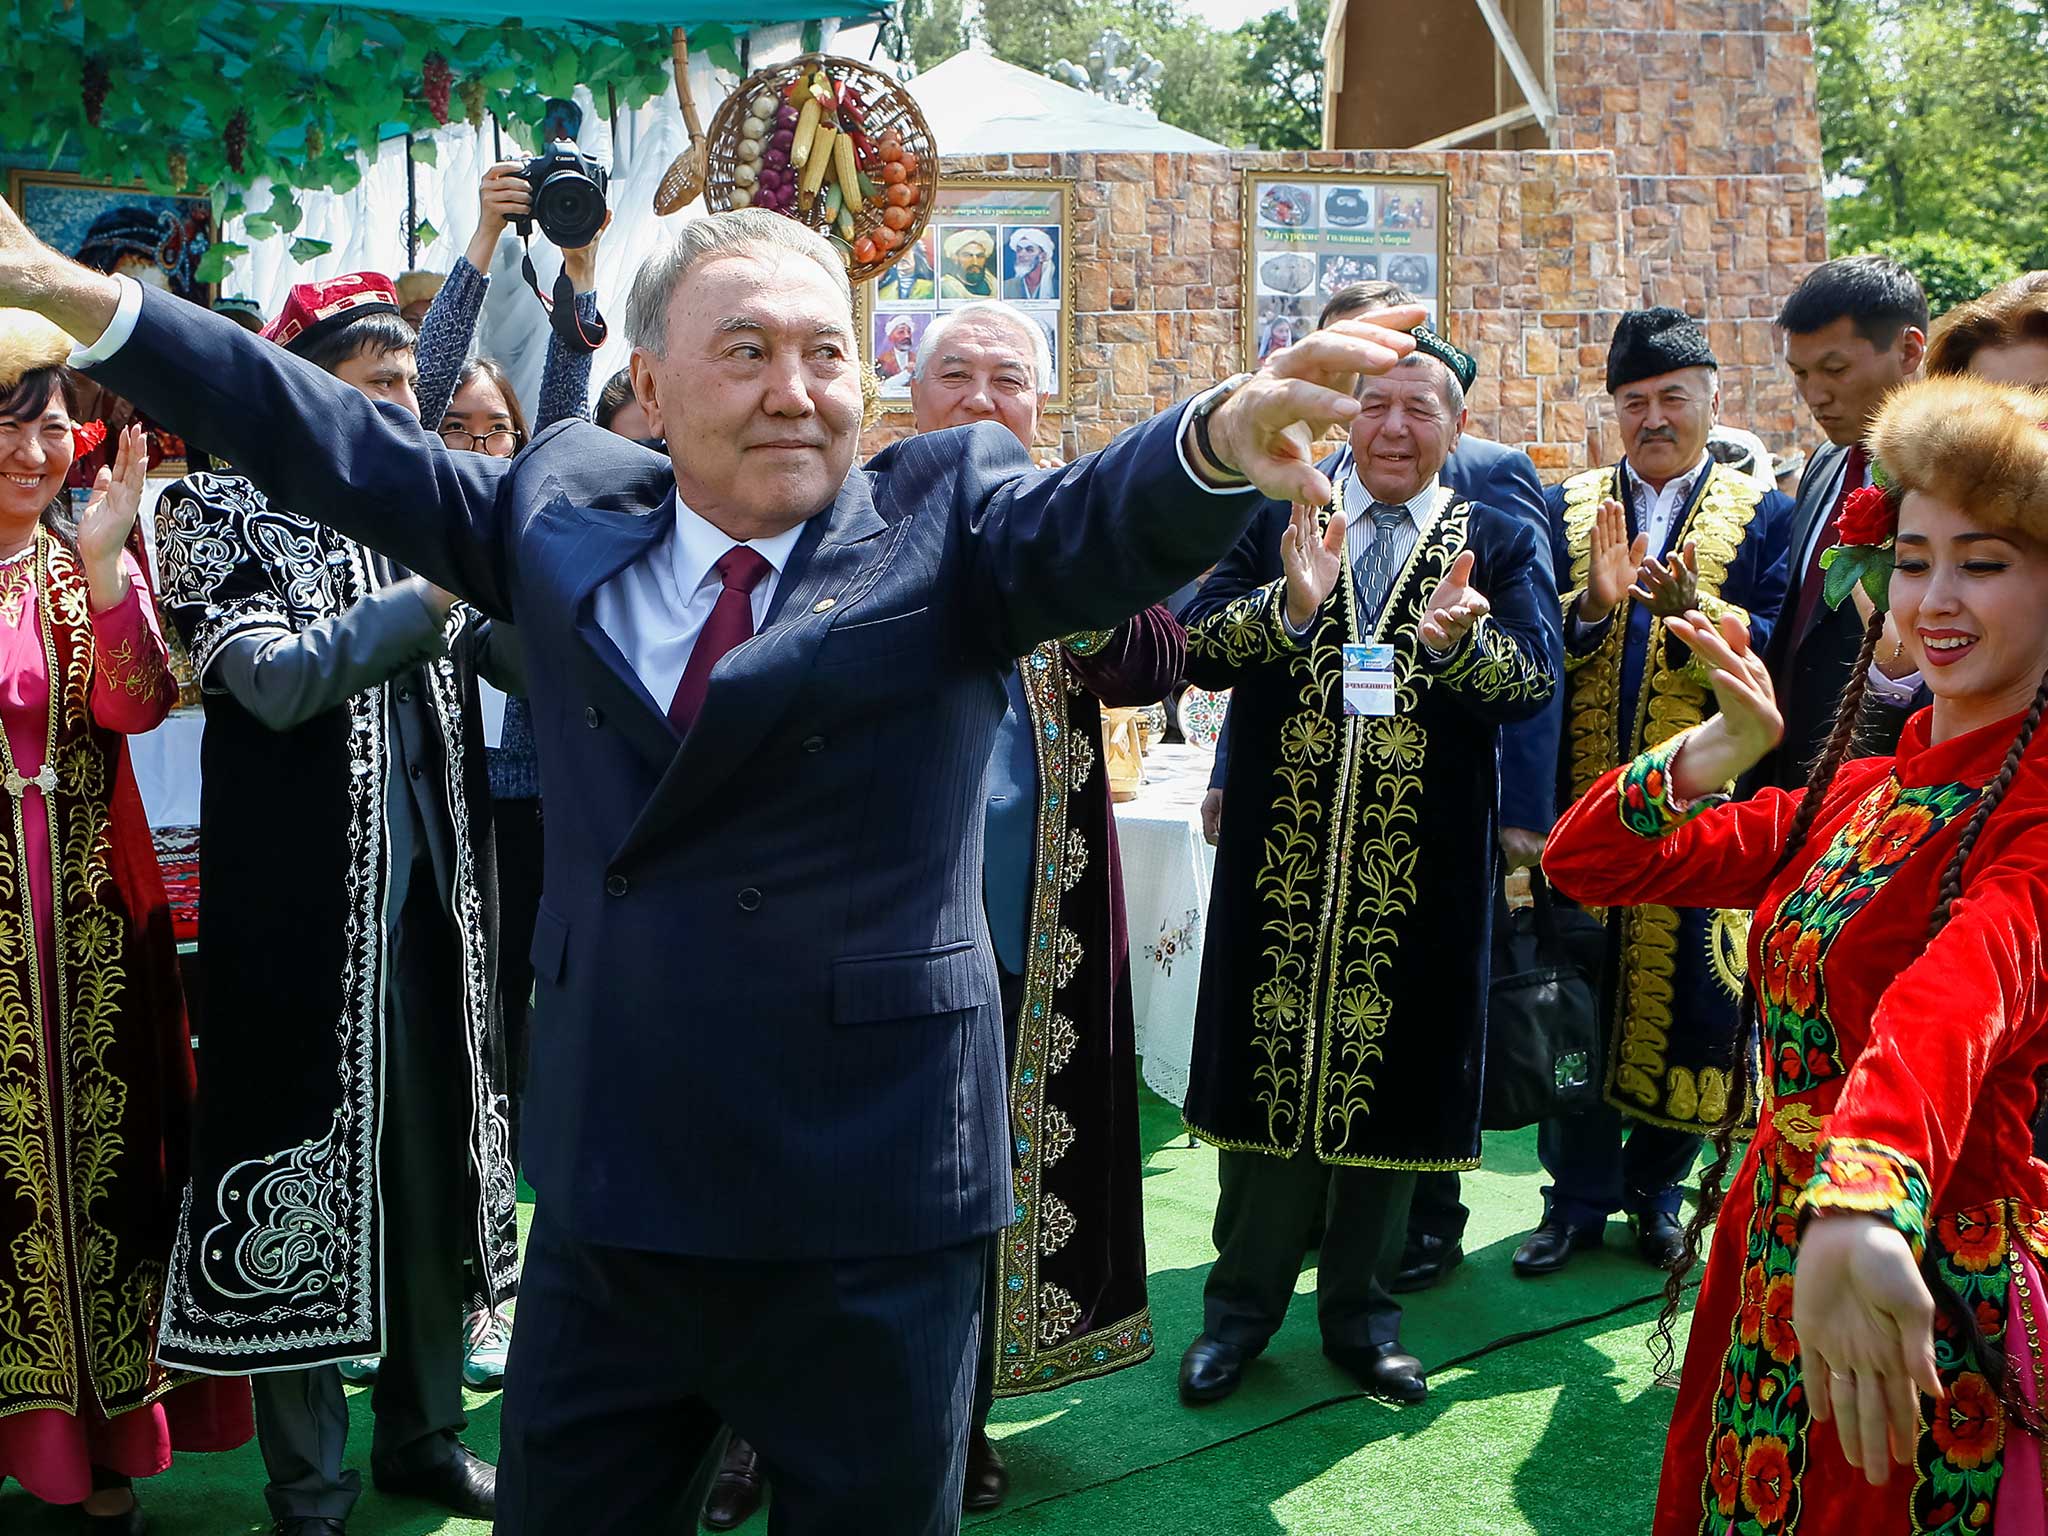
[812,597,837,613]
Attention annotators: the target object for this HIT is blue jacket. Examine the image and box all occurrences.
[92,286,1260,1261]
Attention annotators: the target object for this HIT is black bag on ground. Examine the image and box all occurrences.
[1481,873,1605,1132]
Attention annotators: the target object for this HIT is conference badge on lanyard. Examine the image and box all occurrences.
[1342,643,1398,718]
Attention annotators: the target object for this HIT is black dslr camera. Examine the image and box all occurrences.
[515,140,609,248]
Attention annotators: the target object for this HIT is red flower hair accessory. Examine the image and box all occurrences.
[70,419,107,459]
[1818,462,1898,613]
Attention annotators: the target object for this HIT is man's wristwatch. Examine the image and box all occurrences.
[1188,374,1255,486]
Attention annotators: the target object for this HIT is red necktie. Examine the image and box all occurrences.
[667,546,773,735]
[1788,443,1868,644]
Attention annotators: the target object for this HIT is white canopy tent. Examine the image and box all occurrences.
[904,50,1226,155]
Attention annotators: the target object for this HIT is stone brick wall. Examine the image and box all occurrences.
[862,3,1827,482]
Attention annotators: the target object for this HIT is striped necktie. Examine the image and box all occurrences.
[1352,503,1415,625]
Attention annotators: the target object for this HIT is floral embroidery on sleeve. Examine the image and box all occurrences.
[1428,614,1553,707]
[1618,730,1727,837]
[1798,1137,1932,1260]
[1183,577,1300,670]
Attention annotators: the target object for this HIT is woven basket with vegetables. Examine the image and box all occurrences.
[704,54,938,285]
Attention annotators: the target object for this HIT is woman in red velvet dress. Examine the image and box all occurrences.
[1545,373,2048,1536]
[0,314,251,1531]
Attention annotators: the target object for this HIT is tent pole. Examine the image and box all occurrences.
[404,132,418,269]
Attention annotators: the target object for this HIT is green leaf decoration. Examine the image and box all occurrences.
[242,214,276,241]
[409,138,438,166]
[194,241,247,285]
[289,237,333,263]
[413,219,440,247]
[705,41,744,76]
[1818,543,1895,614]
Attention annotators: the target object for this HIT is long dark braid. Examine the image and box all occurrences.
[1648,610,1889,1379]
[1919,669,2048,1437]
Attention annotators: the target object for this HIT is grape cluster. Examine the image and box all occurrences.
[82,57,109,128]
[224,109,249,176]
[458,79,486,131]
[167,149,189,192]
[422,53,453,127]
[305,122,325,160]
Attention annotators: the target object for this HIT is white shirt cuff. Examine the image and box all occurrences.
[1865,664,1923,708]
[1174,390,1252,496]
[64,274,144,368]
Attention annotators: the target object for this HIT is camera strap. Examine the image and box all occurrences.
[520,235,608,355]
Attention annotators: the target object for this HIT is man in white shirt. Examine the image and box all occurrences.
[0,198,1430,1536]
[1515,308,1792,1280]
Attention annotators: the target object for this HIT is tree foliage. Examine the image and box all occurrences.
[1816,0,2048,273]
[1850,233,2022,318]
[900,0,1325,149]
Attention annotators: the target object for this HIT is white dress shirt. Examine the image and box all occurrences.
[1339,457,1442,569]
[595,503,803,709]
[1627,451,1712,556]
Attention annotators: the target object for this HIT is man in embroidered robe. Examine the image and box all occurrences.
[701,299,1177,1527]
[1175,328,1560,1407]
[1505,308,1792,1279]
[151,275,518,1535]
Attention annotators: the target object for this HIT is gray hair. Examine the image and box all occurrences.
[914,300,1054,394]
[625,209,853,357]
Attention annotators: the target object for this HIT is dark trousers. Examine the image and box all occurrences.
[254,875,470,1520]
[1204,1148,1417,1354]
[1406,1170,1468,1245]
[1536,1098,1700,1231]
[499,1212,985,1536]
[969,965,1028,1431]
[493,795,543,1172]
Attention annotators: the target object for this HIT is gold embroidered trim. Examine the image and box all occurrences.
[1559,465,1771,1131]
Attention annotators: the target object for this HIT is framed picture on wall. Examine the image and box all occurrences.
[8,170,218,476]
[1241,171,1450,373]
[859,177,1074,411]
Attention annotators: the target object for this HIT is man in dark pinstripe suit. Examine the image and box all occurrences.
[15,201,1427,1536]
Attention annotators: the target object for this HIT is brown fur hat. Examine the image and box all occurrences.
[0,308,74,392]
[1869,374,2048,540]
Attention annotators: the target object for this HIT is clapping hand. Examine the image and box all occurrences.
[78,424,146,613]
[1420,548,1490,652]
[1634,538,1700,618]
[1796,1213,1943,1484]
[1582,498,1646,623]
[1660,608,1784,796]
[1203,305,1429,506]
[1281,501,1347,631]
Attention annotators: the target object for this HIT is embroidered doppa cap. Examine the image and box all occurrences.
[0,309,75,392]
[1869,375,2048,541]
[261,271,403,356]
[1410,324,1477,392]
[1605,306,1719,394]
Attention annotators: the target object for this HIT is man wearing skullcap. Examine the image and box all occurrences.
[151,273,517,1533]
[1506,307,1792,1279]
[941,228,997,300]
[1004,228,1055,303]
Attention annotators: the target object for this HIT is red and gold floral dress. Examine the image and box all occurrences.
[1545,707,2048,1536]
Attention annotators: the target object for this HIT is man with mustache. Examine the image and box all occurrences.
[1509,308,1792,1278]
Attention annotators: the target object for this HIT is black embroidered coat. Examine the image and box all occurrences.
[1178,484,1560,1167]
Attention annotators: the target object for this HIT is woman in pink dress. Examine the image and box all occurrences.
[0,313,251,1530]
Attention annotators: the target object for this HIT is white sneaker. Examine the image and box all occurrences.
[463,1305,511,1392]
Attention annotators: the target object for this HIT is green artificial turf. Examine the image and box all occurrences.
[2,1093,1693,1534]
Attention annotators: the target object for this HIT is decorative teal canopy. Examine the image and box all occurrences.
[5,1,884,206]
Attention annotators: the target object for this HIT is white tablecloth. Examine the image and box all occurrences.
[129,710,204,829]
[1113,743,1216,1109]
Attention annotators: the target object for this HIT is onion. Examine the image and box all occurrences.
[763,147,789,169]
[736,139,762,164]
[776,104,799,128]
[732,188,754,207]
[733,163,758,187]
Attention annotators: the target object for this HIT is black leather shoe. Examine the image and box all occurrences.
[962,1428,1010,1513]
[372,1443,495,1520]
[1325,1341,1427,1404]
[1178,1334,1249,1406]
[1512,1218,1604,1276]
[1635,1210,1688,1269]
[84,1500,147,1535]
[271,1522,346,1536]
[702,1436,766,1531]
[1390,1233,1464,1294]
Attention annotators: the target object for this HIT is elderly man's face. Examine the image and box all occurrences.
[959,245,990,281]
[1614,365,1717,488]
[630,247,863,540]
[1349,359,1464,505]
[908,315,1040,450]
